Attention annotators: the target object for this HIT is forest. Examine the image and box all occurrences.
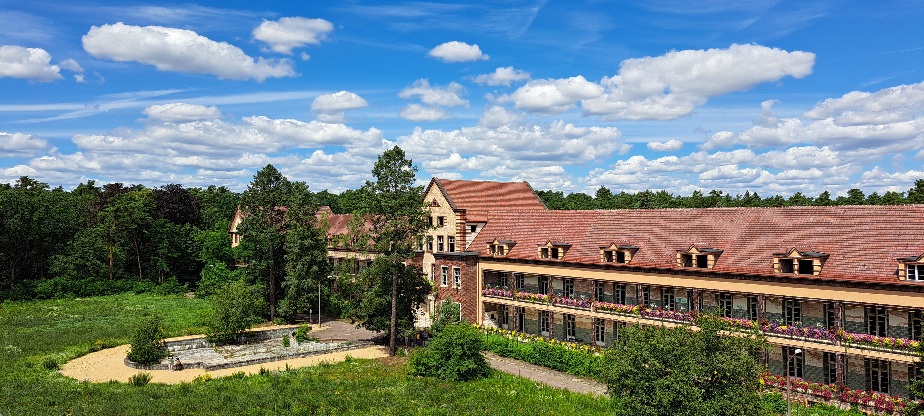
[2,172,923,303]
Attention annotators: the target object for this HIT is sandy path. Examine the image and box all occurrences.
[61,343,388,384]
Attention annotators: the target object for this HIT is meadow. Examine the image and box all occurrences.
[0,294,611,415]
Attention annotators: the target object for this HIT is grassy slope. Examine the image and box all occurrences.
[0,294,610,415]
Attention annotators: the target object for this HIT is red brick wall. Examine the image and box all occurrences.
[432,254,479,323]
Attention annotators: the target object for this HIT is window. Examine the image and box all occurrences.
[499,272,508,288]
[539,311,550,336]
[696,254,708,268]
[614,321,626,341]
[594,281,605,301]
[603,250,614,262]
[469,225,477,233]
[747,296,760,321]
[601,244,637,263]
[911,310,923,341]
[865,359,891,394]
[538,276,549,295]
[681,254,693,267]
[823,352,840,384]
[615,284,626,304]
[641,285,651,306]
[866,306,888,337]
[784,347,803,378]
[448,236,455,252]
[515,273,524,290]
[490,244,506,257]
[717,292,733,318]
[515,307,525,332]
[426,236,433,251]
[428,216,433,226]
[437,216,445,227]
[440,266,449,287]
[909,264,924,281]
[798,259,814,275]
[563,279,574,298]
[784,299,802,326]
[662,288,676,311]
[824,302,839,330]
[594,318,606,346]
[779,258,795,274]
[564,314,576,340]
[616,251,626,263]
[453,267,461,288]
[437,236,444,252]
[499,305,509,329]
[540,247,550,258]
[551,247,560,258]
[911,364,922,400]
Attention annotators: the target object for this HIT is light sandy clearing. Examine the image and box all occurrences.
[60,344,388,384]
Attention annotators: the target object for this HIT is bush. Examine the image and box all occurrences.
[206,279,266,345]
[128,372,152,386]
[409,323,489,382]
[430,299,462,336]
[42,357,59,370]
[294,324,311,343]
[126,315,167,365]
[196,263,242,297]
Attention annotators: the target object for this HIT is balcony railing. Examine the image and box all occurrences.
[481,286,921,354]
[761,373,912,414]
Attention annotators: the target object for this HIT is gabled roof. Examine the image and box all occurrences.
[470,205,924,285]
[424,178,546,222]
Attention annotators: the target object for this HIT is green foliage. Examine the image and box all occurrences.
[127,315,168,365]
[409,323,489,381]
[601,314,768,416]
[906,342,924,416]
[481,329,604,379]
[348,257,429,336]
[206,279,266,345]
[279,186,332,322]
[197,263,243,297]
[429,298,462,336]
[128,372,153,386]
[294,324,312,343]
[41,356,59,370]
[281,335,290,347]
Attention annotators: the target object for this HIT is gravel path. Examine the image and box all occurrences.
[485,352,608,397]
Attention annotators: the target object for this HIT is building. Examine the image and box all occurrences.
[428,205,924,398]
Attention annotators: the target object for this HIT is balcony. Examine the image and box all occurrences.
[722,318,921,355]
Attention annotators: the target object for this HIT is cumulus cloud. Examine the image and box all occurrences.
[143,103,222,123]
[399,79,468,108]
[82,22,295,81]
[0,132,48,157]
[582,44,815,120]
[58,58,83,73]
[252,17,334,54]
[427,41,489,62]
[647,139,683,151]
[473,66,530,86]
[479,106,524,128]
[503,76,603,114]
[400,104,449,121]
[310,91,368,122]
[0,45,62,82]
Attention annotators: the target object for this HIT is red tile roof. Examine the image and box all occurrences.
[471,205,924,285]
[430,178,546,222]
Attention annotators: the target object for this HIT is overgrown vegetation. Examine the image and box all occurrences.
[126,315,167,365]
[206,279,266,344]
[409,322,489,382]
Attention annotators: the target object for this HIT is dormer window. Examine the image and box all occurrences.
[600,243,638,264]
[538,241,571,260]
[677,245,722,269]
[898,254,924,282]
[488,239,515,257]
[774,248,828,276]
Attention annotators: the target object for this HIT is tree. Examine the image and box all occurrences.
[601,314,768,416]
[238,164,293,321]
[908,179,924,205]
[127,315,167,365]
[279,182,332,322]
[350,256,429,337]
[153,184,201,226]
[409,322,489,381]
[359,146,430,356]
[206,279,266,345]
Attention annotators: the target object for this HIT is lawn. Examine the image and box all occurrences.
[0,294,611,415]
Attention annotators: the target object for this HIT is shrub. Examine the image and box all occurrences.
[193,374,212,383]
[206,279,266,345]
[294,324,311,343]
[409,323,489,382]
[129,372,152,386]
[42,357,59,370]
[127,315,167,365]
[197,263,242,297]
[281,336,291,347]
[430,298,462,336]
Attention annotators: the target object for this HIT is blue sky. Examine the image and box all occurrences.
[1,0,922,196]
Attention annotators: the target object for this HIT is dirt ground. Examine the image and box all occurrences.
[60,322,388,385]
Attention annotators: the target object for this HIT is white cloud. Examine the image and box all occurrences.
[58,58,83,73]
[647,139,683,151]
[473,66,530,86]
[0,132,48,157]
[82,22,295,81]
[427,41,489,62]
[503,76,603,114]
[0,45,62,82]
[479,106,524,128]
[311,91,368,122]
[143,103,222,122]
[252,17,334,54]
[399,79,468,108]
[583,44,815,120]
[400,104,449,121]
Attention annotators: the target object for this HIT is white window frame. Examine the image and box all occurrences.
[453,267,461,288]
[565,314,576,340]
[593,318,606,346]
[539,311,550,336]
[515,273,524,290]
[440,266,449,287]
[448,236,455,252]
[909,264,924,281]
[437,236,444,252]
[564,278,574,298]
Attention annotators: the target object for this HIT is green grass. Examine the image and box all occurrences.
[0,293,611,415]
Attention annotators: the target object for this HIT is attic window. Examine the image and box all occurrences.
[773,248,828,276]
[538,241,571,260]
[488,239,515,258]
[898,255,924,282]
[600,243,638,264]
[677,245,722,269]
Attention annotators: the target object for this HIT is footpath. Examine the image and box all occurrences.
[484,352,608,397]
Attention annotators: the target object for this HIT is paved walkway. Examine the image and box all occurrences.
[485,352,608,396]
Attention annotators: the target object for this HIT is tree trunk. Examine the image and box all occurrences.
[133,234,142,280]
[389,262,398,356]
